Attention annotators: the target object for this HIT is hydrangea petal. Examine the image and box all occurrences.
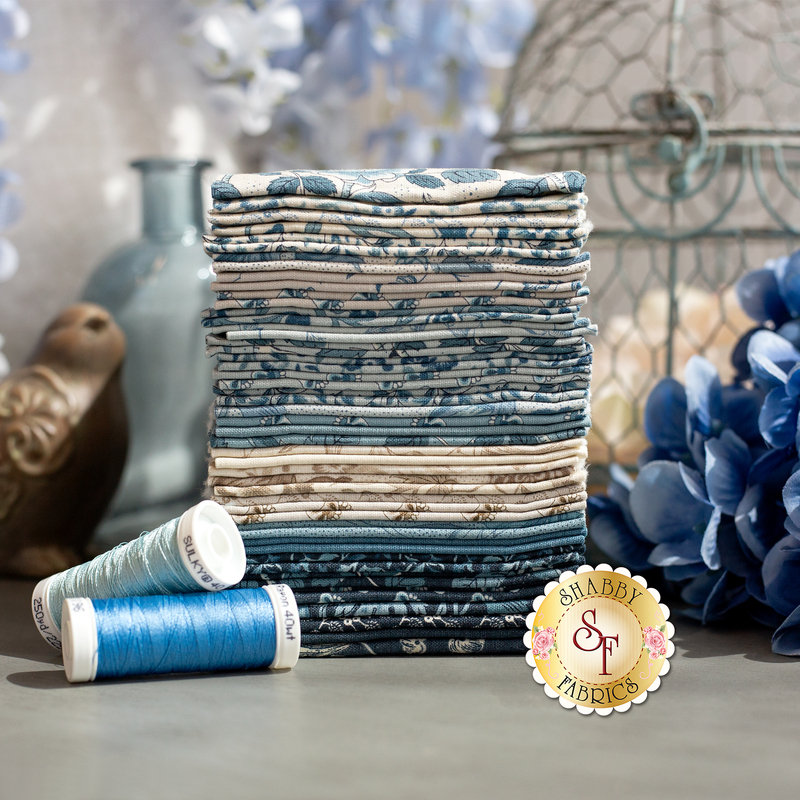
[787,365,800,399]
[771,604,800,656]
[663,563,708,581]
[609,462,634,491]
[589,510,654,573]
[721,384,763,445]
[731,327,763,382]
[716,517,759,577]
[643,377,687,451]
[700,506,722,570]
[685,355,722,436]
[648,539,702,567]
[629,460,713,544]
[681,570,719,607]
[747,330,800,390]
[747,448,793,487]
[749,601,784,628]
[704,429,750,515]
[736,266,790,325]
[758,386,799,449]
[679,462,710,504]
[587,495,616,515]
[776,320,800,351]
[637,445,672,468]
[762,535,800,617]
[686,427,707,474]
[775,249,800,317]
[702,570,749,623]
[735,484,786,561]
[782,468,800,529]
[606,468,641,540]
[784,516,800,541]
[746,572,768,605]
[750,353,789,387]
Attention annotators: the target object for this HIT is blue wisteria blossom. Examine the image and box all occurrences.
[590,251,800,655]
[0,0,28,378]
[188,0,535,168]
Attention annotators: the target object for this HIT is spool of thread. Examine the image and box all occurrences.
[62,584,300,683]
[32,501,246,650]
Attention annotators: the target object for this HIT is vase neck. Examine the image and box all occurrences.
[133,159,211,241]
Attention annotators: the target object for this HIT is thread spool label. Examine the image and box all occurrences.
[264,584,301,669]
[272,584,299,644]
[32,593,62,650]
[31,578,62,650]
[179,533,228,591]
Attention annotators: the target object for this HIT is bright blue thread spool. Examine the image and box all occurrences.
[31,501,246,650]
[61,585,300,683]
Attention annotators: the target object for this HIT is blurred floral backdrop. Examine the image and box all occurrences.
[186,0,534,170]
[0,0,544,551]
[0,0,29,377]
[0,0,536,372]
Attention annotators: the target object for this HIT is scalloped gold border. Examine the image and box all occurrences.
[523,564,674,715]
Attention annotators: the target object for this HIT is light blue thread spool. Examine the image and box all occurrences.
[31,501,246,650]
[61,585,300,683]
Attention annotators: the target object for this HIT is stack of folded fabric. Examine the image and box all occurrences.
[201,168,593,657]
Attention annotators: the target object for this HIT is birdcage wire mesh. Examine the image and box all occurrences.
[494,0,800,469]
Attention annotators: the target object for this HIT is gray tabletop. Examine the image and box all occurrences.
[1,577,798,800]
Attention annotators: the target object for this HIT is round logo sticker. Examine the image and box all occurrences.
[524,565,674,715]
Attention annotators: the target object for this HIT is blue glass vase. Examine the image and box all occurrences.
[83,158,214,542]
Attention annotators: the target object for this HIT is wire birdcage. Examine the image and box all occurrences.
[494,0,800,467]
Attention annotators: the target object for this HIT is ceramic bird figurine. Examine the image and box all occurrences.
[0,303,128,577]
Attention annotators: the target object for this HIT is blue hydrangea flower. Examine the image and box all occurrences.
[586,464,654,573]
[589,352,798,633]
[736,250,800,330]
[591,255,800,655]
[747,330,800,449]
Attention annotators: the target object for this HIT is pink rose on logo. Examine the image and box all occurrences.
[645,628,666,655]
[532,629,555,656]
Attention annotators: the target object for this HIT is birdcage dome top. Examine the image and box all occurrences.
[499,0,800,145]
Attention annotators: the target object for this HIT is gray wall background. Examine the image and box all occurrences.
[0,0,238,369]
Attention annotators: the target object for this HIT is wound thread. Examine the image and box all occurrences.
[32,501,246,649]
[62,585,301,682]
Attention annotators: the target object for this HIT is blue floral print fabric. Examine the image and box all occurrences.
[299,638,526,657]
